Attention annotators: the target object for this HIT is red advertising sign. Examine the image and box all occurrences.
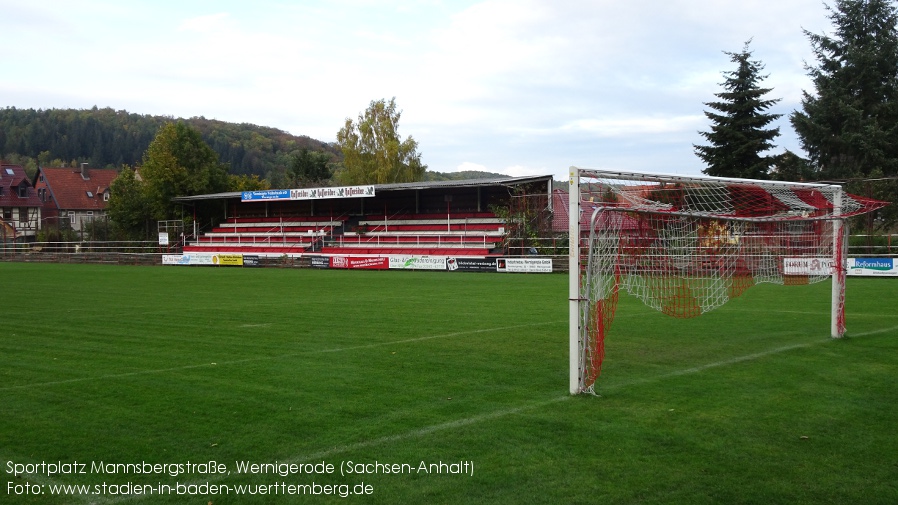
[329,256,389,270]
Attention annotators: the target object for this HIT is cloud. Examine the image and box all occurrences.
[2,0,835,182]
[177,12,234,33]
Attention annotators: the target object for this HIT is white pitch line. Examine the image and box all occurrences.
[850,324,898,337]
[0,321,566,392]
[33,322,898,504]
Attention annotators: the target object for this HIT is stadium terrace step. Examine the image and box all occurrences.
[225,216,348,224]
[190,237,312,249]
[337,235,499,245]
[183,245,310,255]
[320,246,492,256]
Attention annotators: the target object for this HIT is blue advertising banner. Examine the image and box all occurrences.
[848,257,898,276]
[241,189,290,201]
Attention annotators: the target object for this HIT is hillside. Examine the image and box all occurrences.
[0,106,517,189]
[0,106,338,185]
[425,170,509,181]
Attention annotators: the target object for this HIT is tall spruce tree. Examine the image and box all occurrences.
[790,0,898,225]
[695,40,782,179]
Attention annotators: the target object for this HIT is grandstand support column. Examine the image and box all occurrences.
[832,187,845,338]
[568,167,581,395]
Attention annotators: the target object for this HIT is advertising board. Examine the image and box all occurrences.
[783,257,833,275]
[496,258,553,273]
[389,256,447,270]
[241,185,375,202]
[309,256,331,269]
[329,256,389,270]
[847,257,898,276]
[447,257,498,272]
[162,254,215,266]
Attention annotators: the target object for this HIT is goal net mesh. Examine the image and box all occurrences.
[572,169,887,394]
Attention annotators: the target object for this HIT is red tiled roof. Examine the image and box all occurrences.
[34,167,118,211]
[0,164,43,208]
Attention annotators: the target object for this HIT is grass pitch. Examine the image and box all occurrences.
[1,263,897,504]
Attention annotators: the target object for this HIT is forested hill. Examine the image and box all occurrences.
[0,106,339,183]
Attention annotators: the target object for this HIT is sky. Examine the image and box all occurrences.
[2,0,838,181]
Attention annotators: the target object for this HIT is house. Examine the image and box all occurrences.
[33,165,118,232]
[0,162,43,241]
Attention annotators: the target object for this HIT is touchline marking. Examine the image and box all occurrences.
[0,321,566,392]
[851,324,898,337]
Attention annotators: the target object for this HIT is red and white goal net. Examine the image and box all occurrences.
[568,168,887,395]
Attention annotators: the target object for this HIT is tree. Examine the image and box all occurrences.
[335,98,426,184]
[769,149,816,182]
[695,40,782,179]
[288,148,333,187]
[107,165,153,239]
[791,0,898,183]
[228,173,270,191]
[140,122,230,223]
[791,0,898,228]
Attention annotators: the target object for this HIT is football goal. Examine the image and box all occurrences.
[568,167,887,395]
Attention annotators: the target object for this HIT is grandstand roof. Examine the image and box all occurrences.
[172,174,554,203]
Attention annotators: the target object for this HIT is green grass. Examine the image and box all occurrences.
[1,263,897,504]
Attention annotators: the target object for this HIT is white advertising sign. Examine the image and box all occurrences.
[389,256,448,270]
[498,258,553,273]
[783,257,833,275]
[162,254,215,266]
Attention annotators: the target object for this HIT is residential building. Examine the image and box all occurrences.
[0,163,43,241]
[33,165,118,232]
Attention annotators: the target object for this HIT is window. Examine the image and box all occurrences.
[38,188,46,201]
[2,208,11,220]
[4,168,13,175]
[103,192,110,202]
[68,211,76,225]
[86,191,94,198]
[18,185,27,198]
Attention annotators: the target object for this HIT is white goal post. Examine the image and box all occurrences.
[567,167,887,395]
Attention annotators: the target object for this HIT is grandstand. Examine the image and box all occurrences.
[176,176,553,258]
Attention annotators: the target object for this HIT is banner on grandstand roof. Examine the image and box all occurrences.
[447,257,497,272]
[241,185,375,202]
[330,256,389,270]
[389,256,447,270]
[783,257,833,276]
[848,257,898,276]
[497,257,553,273]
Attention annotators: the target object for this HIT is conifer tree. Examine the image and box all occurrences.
[695,40,781,179]
[790,0,898,225]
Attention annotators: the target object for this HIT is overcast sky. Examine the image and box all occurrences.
[3,0,837,181]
